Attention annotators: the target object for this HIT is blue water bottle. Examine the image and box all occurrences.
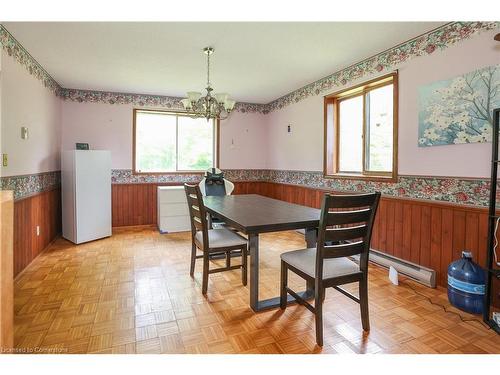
[447,251,485,314]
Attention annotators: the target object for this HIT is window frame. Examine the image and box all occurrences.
[132,108,220,175]
[323,72,398,182]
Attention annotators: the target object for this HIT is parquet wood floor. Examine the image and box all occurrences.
[13,226,500,354]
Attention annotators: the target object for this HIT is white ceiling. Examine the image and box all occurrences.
[4,22,445,103]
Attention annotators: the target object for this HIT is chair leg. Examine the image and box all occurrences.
[241,246,247,286]
[314,286,324,346]
[280,261,288,309]
[202,253,209,295]
[359,277,370,331]
[190,243,197,277]
[226,250,231,268]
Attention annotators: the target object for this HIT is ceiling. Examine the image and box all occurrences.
[4,22,446,103]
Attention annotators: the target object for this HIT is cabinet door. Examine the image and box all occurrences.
[0,191,14,349]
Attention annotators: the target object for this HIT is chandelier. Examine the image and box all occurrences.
[181,47,236,120]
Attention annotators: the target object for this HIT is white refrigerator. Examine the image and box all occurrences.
[62,150,112,244]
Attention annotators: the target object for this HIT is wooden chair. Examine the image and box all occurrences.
[184,183,248,294]
[279,192,381,346]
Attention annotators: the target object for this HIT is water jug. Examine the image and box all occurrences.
[447,251,485,314]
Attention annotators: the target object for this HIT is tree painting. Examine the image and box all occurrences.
[418,64,500,147]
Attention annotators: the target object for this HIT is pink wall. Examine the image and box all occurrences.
[398,30,499,178]
[266,95,322,172]
[266,29,500,178]
[0,51,61,177]
[60,102,132,169]
[3,27,498,180]
[218,110,268,169]
[61,102,268,170]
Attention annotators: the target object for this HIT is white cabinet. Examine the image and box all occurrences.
[157,186,190,233]
[62,150,112,244]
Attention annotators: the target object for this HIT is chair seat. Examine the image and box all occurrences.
[195,228,247,250]
[280,248,360,279]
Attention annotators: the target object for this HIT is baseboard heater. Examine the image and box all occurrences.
[295,230,436,288]
[356,249,436,288]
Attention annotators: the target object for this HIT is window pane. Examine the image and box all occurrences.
[338,95,363,173]
[177,117,214,171]
[135,112,176,172]
[366,84,393,172]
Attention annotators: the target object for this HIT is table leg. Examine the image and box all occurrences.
[305,228,317,297]
[305,227,317,248]
[247,228,318,312]
[249,233,259,311]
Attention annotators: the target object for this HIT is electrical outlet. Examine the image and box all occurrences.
[36,225,40,236]
[2,154,7,167]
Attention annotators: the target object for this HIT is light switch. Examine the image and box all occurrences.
[21,127,29,139]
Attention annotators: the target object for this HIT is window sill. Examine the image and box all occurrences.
[323,172,398,183]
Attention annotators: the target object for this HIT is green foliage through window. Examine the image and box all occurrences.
[135,111,214,172]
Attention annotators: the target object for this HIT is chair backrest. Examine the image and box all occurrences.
[199,178,235,196]
[199,167,234,196]
[184,183,209,250]
[316,192,381,278]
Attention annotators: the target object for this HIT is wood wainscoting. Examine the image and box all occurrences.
[111,182,271,227]
[112,184,159,227]
[112,181,497,291]
[13,188,61,277]
[261,182,492,289]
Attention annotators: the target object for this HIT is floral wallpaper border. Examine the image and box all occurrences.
[2,22,498,114]
[111,169,270,184]
[0,25,61,93]
[111,169,493,207]
[266,170,492,207]
[1,168,494,206]
[58,88,268,114]
[0,171,61,200]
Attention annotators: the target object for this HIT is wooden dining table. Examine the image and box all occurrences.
[203,194,321,312]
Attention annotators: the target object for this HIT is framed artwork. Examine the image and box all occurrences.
[418,64,500,147]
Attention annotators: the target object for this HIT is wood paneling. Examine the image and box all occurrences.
[111,181,496,290]
[111,182,270,227]
[13,189,61,277]
[265,182,494,288]
[112,184,158,227]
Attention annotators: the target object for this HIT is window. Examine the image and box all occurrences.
[133,109,218,173]
[324,72,398,180]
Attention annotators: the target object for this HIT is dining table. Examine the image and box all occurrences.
[203,194,321,312]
